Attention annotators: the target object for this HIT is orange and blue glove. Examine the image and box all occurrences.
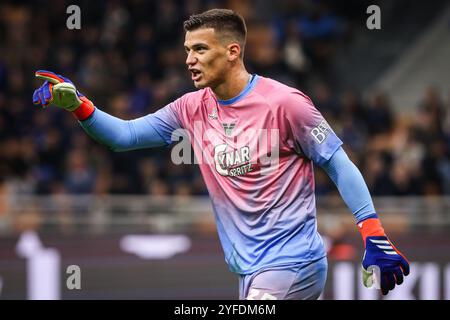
[358,218,410,295]
[33,70,95,120]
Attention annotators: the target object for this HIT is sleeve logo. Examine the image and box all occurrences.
[310,119,330,144]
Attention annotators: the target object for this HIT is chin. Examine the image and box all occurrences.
[193,81,208,89]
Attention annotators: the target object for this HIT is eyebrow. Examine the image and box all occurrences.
[184,43,210,51]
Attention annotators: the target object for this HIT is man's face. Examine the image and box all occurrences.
[184,28,230,89]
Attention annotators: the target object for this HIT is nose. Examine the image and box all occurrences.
[186,51,197,66]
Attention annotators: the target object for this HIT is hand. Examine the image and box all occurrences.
[33,70,95,120]
[358,218,410,295]
[33,70,82,111]
[362,235,410,295]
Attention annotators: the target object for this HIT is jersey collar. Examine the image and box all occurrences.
[217,74,259,106]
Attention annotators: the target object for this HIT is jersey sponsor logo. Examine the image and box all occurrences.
[214,144,253,176]
[173,121,278,176]
[310,119,330,144]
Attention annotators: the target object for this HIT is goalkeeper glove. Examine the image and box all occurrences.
[33,70,95,120]
[358,217,410,295]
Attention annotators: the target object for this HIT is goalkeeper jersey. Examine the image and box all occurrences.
[147,75,342,274]
[82,75,343,274]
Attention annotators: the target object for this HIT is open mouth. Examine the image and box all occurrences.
[190,69,202,81]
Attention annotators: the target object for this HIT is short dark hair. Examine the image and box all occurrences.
[183,9,247,56]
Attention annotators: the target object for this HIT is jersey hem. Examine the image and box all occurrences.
[230,253,328,275]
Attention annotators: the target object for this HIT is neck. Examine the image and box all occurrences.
[212,64,250,101]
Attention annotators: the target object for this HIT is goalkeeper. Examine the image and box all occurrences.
[33,9,409,299]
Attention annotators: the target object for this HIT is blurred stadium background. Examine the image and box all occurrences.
[0,0,449,300]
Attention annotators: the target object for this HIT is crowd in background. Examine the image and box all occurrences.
[0,0,449,201]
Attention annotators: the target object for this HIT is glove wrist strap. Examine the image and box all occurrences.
[72,97,95,121]
[358,218,385,245]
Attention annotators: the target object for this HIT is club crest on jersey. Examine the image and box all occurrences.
[222,123,236,137]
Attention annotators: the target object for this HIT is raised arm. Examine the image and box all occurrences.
[33,70,181,151]
[78,109,173,151]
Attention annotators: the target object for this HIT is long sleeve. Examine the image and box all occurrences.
[78,102,182,152]
[320,146,377,223]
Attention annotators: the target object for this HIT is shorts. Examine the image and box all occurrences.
[238,256,328,300]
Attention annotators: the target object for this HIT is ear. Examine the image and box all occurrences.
[227,43,241,62]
